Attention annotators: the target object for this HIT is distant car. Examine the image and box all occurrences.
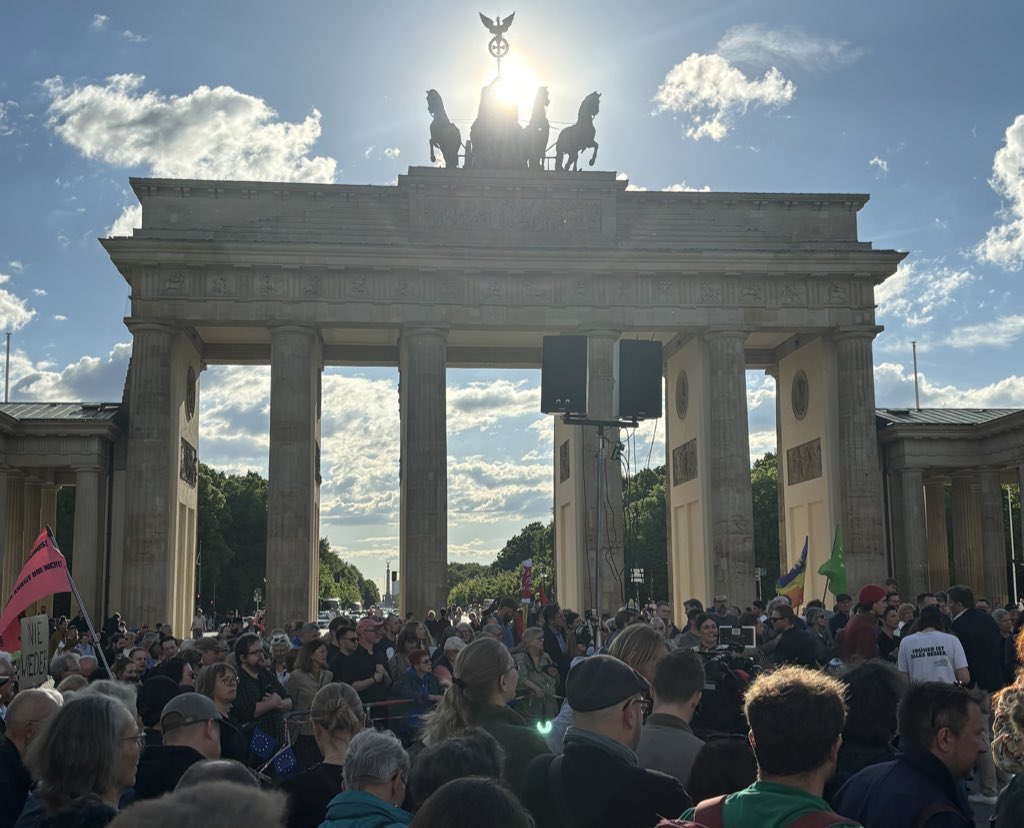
[317,611,331,630]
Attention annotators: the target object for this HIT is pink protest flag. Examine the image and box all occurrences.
[0,528,72,651]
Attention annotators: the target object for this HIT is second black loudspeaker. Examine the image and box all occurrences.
[541,335,589,414]
[615,340,662,420]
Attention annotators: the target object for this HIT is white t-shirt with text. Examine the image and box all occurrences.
[897,629,968,683]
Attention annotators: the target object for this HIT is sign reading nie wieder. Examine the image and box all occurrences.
[19,614,49,689]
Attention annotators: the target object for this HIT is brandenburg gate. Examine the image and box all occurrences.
[101,168,903,632]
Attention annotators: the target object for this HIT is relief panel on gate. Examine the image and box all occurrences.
[787,437,822,486]
[672,439,698,486]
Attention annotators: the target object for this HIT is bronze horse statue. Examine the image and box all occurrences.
[426,89,462,169]
[525,86,550,170]
[556,91,600,172]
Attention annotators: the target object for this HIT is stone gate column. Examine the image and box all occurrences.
[834,328,885,590]
[979,469,1007,606]
[0,463,9,597]
[951,474,983,591]
[399,326,448,619]
[893,467,927,597]
[123,323,174,627]
[3,472,25,599]
[705,330,754,605]
[924,478,950,589]
[22,479,42,557]
[72,466,103,623]
[266,326,322,630]
[123,322,201,635]
[40,483,59,536]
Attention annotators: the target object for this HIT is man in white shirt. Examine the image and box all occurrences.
[897,605,970,684]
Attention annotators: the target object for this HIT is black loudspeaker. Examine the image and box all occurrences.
[541,336,588,414]
[615,340,663,420]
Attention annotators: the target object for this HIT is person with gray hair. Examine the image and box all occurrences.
[320,729,411,827]
[48,652,81,686]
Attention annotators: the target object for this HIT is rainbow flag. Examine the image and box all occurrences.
[776,537,808,607]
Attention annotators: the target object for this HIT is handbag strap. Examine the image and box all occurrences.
[547,755,579,828]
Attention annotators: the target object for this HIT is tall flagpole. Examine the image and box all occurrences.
[46,526,113,679]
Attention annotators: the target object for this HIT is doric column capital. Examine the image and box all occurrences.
[704,327,753,343]
[832,325,884,344]
[125,320,177,337]
[399,324,449,342]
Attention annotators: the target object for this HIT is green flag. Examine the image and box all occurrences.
[817,526,847,596]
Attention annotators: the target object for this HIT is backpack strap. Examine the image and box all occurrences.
[913,800,966,828]
[547,755,579,828]
[691,795,727,828]
[787,811,858,828]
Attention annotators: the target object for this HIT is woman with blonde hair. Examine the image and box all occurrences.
[513,627,559,726]
[422,637,547,794]
[280,682,364,828]
[287,636,333,768]
[25,694,140,823]
[609,621,670,683]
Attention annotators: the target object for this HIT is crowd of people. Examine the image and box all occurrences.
[0,580,1023,827]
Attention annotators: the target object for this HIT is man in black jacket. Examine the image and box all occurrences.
[0,690,60,828]
[948,584,1006,804]
[521,655,691,828]
[771,605,821,667]
[833,682,982,826]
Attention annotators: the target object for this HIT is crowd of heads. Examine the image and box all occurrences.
[4,575,1024,828]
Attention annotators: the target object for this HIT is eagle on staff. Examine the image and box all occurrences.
[480,11,515,59]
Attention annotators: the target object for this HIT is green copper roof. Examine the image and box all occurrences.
[876,408,1020,426]
[0,402,121,421]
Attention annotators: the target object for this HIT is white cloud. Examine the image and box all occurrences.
[617,171,711,192]
[53,314,67,321]
[653,53,795,141]
[946,314,1024,349]
[717,24,862,72]
[0,274,35,331]
[364,146,375,159]
[874,258,974,326]
[107,204,142,237]
[11,342,131,400]
[91,14,109,30]
[7,261,23,272]
[384,147,400,159]
[874,362,1024,408]
[32,288,47,296]
[869,155,889,173]
[976,113,1024,269]
[662,182,711,192]
[0,101,17,137]
[43,74,336,183]
[122,30,146,43]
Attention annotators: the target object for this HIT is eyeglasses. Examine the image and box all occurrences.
[246,649,263,656]
[218,675,238,686]
[771,616,784,622]
[623,697,650,716]
[340,636,357,643]
[122,731,146,747]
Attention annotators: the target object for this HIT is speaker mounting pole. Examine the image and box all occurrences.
[561,413,638,650]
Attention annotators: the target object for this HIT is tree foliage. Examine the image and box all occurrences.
[751,452,781,597]
[319,537,380,607]
[623,465,668,603]
[448,561,489,594]
[197,463,376,616]
[448,569,520,608]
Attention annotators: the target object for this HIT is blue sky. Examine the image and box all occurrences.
[2,2,1022,589]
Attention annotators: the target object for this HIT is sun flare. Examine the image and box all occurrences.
[482,54,544,122]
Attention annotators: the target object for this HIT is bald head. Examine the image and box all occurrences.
[5,688,62,751]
